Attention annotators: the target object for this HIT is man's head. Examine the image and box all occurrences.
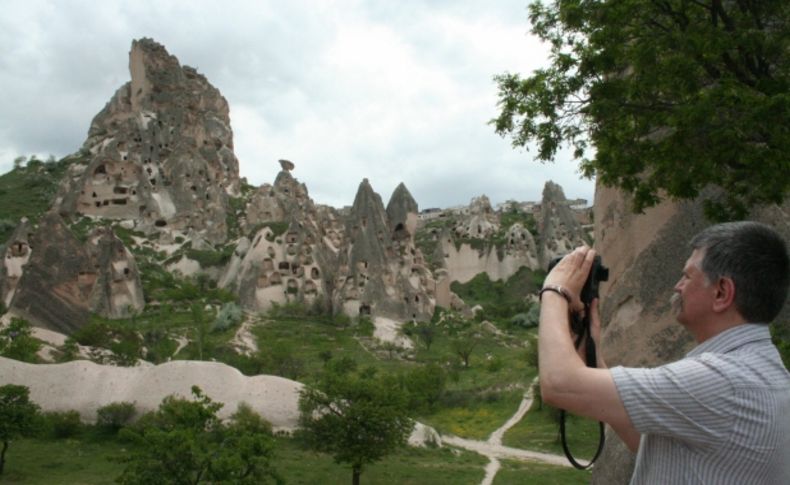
[686,221,789,324]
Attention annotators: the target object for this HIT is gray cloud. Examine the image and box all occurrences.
[0,0,594,209]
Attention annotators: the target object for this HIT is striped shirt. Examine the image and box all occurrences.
[611,324,790,484]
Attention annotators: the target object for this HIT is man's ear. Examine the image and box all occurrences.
[712,277,736,313]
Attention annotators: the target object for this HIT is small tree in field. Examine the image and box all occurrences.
[117,386,280,484]
[298,362,413,485]
[0,384,40,475]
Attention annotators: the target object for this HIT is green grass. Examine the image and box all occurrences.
[0,435,593,485]
[275,436,487,484]
[0,435,489,485]
[502,404,602,460]
[251,315,405,384]
[0,155,76,243]
[420,388,525,440]
[494,459,591,485]
[0,437,124,484]
[450,267,545,323]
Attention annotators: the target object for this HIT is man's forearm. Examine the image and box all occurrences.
[538,291,586,403]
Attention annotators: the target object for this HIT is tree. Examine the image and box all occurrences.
[0,385,40,475]
[493,0,790,219]
[403,363,447,413]
[0,318,41,363]
[450,331,479,369]
[414,321,437,351]
[298,362,413,485]
[117,386,280,484]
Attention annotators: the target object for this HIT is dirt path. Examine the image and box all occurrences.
[441,378,571,484]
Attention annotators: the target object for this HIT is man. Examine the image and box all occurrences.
[539,221,790,484]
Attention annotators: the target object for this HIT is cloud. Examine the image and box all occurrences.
[0,0,595,210]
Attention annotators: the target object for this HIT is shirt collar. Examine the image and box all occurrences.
[687,323,771,357]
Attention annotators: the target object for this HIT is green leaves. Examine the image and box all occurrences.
[494,0,790,220]
[298,363,412,482]
[117,386,280,484]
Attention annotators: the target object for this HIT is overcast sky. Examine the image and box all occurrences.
[0,0,594,210]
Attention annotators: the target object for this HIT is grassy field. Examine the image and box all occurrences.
[0,435,593,485]
[494,459,591,485]
[503,403,602,460]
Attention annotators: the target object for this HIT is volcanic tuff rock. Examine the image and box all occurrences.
[454,195,499,239]
[221,166,434,321]
[386,182,419,241]
[336,179,434,320]
[538,181,589,266]
[589,185,790,485]
[0,218,33,309]
[1,213,144,333]
[55,38,239,243]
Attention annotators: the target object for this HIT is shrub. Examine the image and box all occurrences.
[213,302,244,332]
[0,317,41,363]
[56,338,80,362]
[41,410,83,439]
[356,316,374,336]
[96,402,137,434]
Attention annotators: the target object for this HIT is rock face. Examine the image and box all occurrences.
[0,356,302,431]
[453,195,499,239]
[85,227,146,319]
[538,181,589,266]
[590,185,790,484]
[0,219,33,309]
[0,213,144,333]
[433,181,585,285]
[221,166,434,321]
[55,38,240,243]
[336,180,434,320]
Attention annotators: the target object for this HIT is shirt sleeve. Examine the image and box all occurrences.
[610,355,735,449]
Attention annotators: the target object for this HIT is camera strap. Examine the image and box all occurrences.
[559,308,606,470]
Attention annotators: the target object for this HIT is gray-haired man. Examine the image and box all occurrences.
[538,221,790,484]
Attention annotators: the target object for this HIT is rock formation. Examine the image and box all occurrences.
[0,213,144,333]
[589,185,790,484]
[85,226,146,319]
[334,179,434,320]
[453,195,500,239]
[55,38,240,243]
[538,181,589,267]
[0,218,33,309]
[0,356,302,430]
[221,165,434,321]
[431,181,587,285]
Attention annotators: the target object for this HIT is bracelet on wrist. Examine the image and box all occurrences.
[539,284,572,304]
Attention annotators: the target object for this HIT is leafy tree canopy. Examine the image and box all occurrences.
[298,361,412,485]
[0,384,40,475]
[118,386,281,485]
[493,0,790,219]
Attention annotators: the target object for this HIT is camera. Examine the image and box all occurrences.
[548,254,609,334]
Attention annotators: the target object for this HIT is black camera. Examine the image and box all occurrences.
[548,254,609,334]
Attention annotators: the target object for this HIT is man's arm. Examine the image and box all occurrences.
[538,247,640,452]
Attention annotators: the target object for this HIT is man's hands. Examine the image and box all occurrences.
[544,246,597,313]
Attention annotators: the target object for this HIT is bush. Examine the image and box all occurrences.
[356,316,374,336]
[56,338,80,363]
[0,317,41,363]
[41,410,83,439]
[213,302,244,332]
[96,402,137,434]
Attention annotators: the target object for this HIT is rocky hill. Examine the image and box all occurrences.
[0,38,590,334]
